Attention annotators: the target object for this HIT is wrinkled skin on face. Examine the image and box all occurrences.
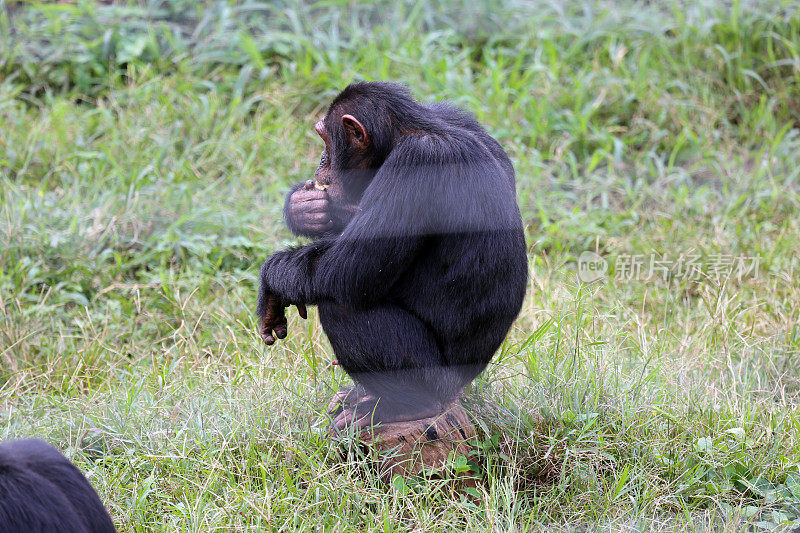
[313,120,334,191]
[311,149,330,191]
[308,119,360,229]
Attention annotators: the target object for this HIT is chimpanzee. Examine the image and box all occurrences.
[0,439,116,532]
[257,82,527,427]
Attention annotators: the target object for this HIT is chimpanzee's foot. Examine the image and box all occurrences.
[327,384,371,417]
[333,397,446,429]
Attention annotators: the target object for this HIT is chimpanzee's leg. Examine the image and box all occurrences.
[326,383,369,416]
[319,302,463,426]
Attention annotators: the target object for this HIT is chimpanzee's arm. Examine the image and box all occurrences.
[260,136,443,310]
[260,174,425,309]
[260,133,510,312]
[256,238,333,316]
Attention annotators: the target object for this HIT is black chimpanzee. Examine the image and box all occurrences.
[0,439,116,532]
[257,82,527,427]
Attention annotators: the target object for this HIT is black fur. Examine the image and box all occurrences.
[258,81,528,422]
[0,439,116,533]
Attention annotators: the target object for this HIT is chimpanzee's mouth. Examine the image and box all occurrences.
[314,148,331,189]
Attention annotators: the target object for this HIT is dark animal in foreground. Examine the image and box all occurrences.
[257,81,527,428]
[0,439,116,532]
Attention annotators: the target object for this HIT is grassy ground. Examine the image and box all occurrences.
[2,0,800,530]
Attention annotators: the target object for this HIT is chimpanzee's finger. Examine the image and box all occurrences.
[306,223,333,233]
[274,311,288,338]
[296,189,327,201]
[301,199,329,212]
[304,179,315,190]
[315,219,336,228]
[308,212,330,224]
[261,312,278,345]
[296,304,307,319]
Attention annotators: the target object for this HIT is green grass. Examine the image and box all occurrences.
[2,0,800,530]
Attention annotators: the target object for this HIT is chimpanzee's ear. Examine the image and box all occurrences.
[342,114,369,148]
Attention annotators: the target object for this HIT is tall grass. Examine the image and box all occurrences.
[1,0,800,530]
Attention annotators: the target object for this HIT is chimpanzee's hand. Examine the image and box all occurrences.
[287,181,334,235]
[259,292,308,346]
[260,293,286,346]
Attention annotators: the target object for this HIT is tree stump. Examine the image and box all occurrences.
[331,400,477,480]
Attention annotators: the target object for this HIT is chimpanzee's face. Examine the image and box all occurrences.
[313,114,379,209]
[313,120,334,186]
[313,118,351,207]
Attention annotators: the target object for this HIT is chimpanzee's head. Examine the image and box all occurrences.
[313,110,376,206]
[312,82,420,205]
